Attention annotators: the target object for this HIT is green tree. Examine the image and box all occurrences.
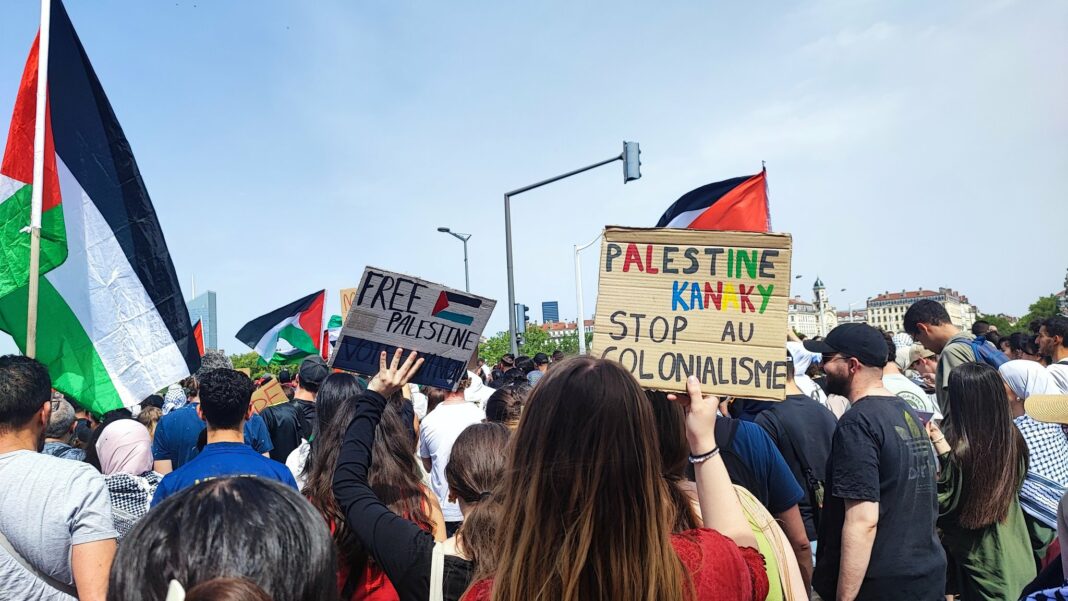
[478,326,594,365]
[229,352,290,377]
[1018,295,1060,331]
[976,313,1017,335]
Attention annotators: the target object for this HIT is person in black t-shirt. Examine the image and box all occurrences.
[804,323,946,601]
[754,352,837,570]
[261,356,330,462]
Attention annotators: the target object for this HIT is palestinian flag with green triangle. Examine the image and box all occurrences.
[0,0,200,415]
[237,290,325,365]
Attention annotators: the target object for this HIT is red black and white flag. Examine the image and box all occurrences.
[656,169,770,232]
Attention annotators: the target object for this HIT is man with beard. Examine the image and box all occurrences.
[0,356,117,600]
[804,324,946,601]
[1037,315,1068,392]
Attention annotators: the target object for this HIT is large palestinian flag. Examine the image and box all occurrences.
[0,0,200,414]
[237,290,324,365]
[656,169,770,232]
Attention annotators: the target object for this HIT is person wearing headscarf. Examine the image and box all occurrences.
[95,419,161,538]
[999,359,1068,563]
[162,381,189,415]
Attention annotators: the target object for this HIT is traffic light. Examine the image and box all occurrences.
[514,303,530,330]
[623,141,641,183]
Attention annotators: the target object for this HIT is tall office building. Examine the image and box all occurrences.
[188,291,218,350]
[542,301,560,324]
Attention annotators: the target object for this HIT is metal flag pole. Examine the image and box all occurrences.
[574,232,602,355]
[26,0,52,359]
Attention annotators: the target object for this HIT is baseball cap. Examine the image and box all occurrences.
[1025,395,1068,425]
[533,352,549,366]
[907,344,935,367]
[298,355,330,388]
[803,323,888,368]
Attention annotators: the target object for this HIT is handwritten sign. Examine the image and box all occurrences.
[330,267,496,390]
[592,227,792,400]
[340,287,357,318]
[250,378,288,413]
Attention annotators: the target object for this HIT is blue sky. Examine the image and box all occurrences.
[0,0,1065,355]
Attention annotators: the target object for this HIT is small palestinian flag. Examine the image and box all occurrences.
[237,290,324,365]
[321,314,342,360]
[656,169,770,232]
[0,0,199,415]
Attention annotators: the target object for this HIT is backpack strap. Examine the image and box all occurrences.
[429,541,446,601]
[714,417,762,498]
[778,426,824,531]
[0,528,79,597]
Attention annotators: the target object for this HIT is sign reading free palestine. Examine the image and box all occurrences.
[330,267,496,391]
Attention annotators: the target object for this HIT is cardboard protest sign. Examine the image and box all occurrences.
[340,287,357,318]
[592,227,792,400]
[250,378,288,413]
[330,267,496,390]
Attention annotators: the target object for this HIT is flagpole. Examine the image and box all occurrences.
[26,0,52,359]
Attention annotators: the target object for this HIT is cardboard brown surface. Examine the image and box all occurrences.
[591,227,793,399]
[340,287,357,319]
[250,378,288,413]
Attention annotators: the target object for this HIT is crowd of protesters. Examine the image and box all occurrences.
[2,308,1068,600]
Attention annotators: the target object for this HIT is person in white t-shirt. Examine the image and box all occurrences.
[1037,316,1068,393]
[0,356,117,601]
[419,376,485,537]
[879,330,942,421]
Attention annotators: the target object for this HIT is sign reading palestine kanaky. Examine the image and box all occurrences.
[592,227,793,400]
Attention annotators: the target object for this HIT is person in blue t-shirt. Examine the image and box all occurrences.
[152,369,297,507]
[152,353,273,474]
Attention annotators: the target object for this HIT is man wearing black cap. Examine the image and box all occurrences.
[805,324,946,601]
[260,355,329,462]
[527,353,550,386]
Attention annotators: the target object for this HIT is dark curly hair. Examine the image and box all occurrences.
[198,369,254,429]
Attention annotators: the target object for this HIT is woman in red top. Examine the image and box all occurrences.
[462,357,767,601]
[304,374,445,600]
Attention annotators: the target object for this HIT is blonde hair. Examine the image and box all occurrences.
[136,406,162,438]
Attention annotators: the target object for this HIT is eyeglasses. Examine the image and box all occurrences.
[823,354,853,366]
[49,399,61,412]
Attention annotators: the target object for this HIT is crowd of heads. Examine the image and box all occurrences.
[3,306,1068,601]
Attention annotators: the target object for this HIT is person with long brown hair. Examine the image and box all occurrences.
[927,362,1035,600]
[304,371,445,600]
[464,357,767,601]
[333,350,511,601]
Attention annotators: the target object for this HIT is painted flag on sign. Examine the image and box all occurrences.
[656,169,770,232]
[431,291,482,326]
[236,290,325,365]
[0,0,200,415]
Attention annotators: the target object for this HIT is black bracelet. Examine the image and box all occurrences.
[688,446,721,464]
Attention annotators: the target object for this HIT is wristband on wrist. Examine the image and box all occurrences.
[688,446,721,464]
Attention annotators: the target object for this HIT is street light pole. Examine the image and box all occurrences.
[437,227,472,292]
[504,142,641,356]
[574,232,602,356]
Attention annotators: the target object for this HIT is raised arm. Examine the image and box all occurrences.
[332,350,430,596]
[670,376,757,549]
